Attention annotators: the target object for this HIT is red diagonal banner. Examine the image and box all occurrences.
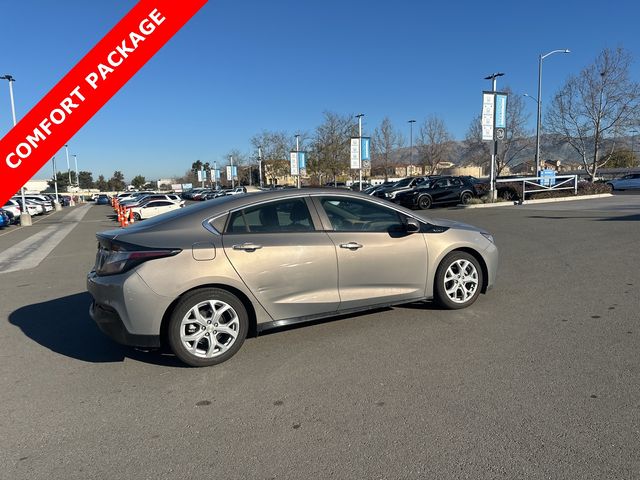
[0,0,207,205]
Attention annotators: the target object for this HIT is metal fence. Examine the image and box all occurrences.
[496,175,578,199]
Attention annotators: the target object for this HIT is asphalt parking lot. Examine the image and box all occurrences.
[1,193,639,480]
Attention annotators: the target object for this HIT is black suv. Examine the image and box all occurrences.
[395,176,477,209]
[372,176,435,201]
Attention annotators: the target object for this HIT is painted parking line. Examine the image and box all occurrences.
[0,205,91,274]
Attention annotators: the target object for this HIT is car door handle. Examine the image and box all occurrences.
[232,243,263,252]
[339,242,363,250]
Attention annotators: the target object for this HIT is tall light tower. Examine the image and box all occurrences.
[1,74,31,225]
[72,154,79,190]
[408,119,416,167]
[535,49,571,173]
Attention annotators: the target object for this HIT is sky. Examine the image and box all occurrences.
[1,0,639,182]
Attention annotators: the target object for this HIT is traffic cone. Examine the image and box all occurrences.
[117,208,122,223]
[129,208,135,224]
[124,212,129,227]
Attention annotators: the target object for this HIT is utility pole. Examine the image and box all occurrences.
[258,146,263,188]
[484,72,504,201]
[1,74,31,225]
[295,134,300,189]
[356,113,364,191]
[230,156,235,189]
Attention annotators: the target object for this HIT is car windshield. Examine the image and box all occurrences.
[393,178,414,188]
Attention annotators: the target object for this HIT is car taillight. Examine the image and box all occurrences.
[94,243,181,276]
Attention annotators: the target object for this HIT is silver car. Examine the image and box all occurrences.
[87,189,498,367]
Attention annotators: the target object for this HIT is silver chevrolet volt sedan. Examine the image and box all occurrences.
[87,189,498,367]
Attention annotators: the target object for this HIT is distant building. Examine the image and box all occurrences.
[23,179,49,193]
[157,178,176,189]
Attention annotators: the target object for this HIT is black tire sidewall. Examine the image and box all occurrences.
[434,251,483,310]
[134,213,141,221]
[418,195,431,209]
[461,192,472,204]
[168,288,249,367]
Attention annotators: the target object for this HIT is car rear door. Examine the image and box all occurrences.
[312,195,428,310]
[222,197,340,320]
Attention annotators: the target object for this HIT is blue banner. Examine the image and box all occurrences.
[361,137,370,161]
[298,152,306,170]
[495,94,507,129]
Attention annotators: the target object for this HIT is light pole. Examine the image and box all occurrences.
[72,154,79,191]
[535,49,570,174]
[631,129,639,167]
[484,72,504,201]
[356,113,364,191]
[51,156,61,210]
[64,144,73,188]
[408,119,416,167]
[257,146,263,188]
[229,156,235,189]
[1,74,31,225]
[294,134,301,189]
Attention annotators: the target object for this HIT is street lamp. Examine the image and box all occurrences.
[356,113,364,191]
[484,72,504,201]
[1,74,31,225]
[535,49,570,174]
[257,145,263,188]
[72,154,79,188]
[408,119,416,167]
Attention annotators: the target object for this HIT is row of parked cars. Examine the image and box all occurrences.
[1,194,71,228]
[182,186,248,201]
[99,192,186,221]
[364,175,484,209]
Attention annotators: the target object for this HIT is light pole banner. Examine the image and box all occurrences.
[0,0,208,205]
[361,137,370,161]
[481,92,495,141]
[350,138,361,169]
[290,151,299,176]
[495,94,508,129]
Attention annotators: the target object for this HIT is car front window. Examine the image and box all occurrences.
[227,198,314,234]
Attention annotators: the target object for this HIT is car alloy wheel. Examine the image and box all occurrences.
[435,251,483,309]
[133,213,141,221]
[461,192,473,204]
[418,195,432,210]
[168,288,248,366]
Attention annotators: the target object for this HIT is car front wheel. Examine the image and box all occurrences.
[168,288,249,367]
[434,251,483,309]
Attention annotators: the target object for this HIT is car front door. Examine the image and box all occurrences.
[313,195,428,310]
[222,197,340,320]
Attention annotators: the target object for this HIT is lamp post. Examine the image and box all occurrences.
[535,49,570,174]
[229,155,235,189]
[257,146,263,188]
[51,156,62,210]
[356,113,364,190]
[1,74,31,225]
[408,119,416,167]
[72,154,79,190]
[631,129,639,167]
[484,72,504,201]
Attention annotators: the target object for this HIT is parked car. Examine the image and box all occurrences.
[121,194,182,208]
[117,191,155,203]
[96,194,111,205]
[129,200,184,220]
[21,195,54,213]
[372,176,436,201]
[607,173,640,190]
[0,209,10,228]
[13,198,44,215]
[3,199,22,223]
[395,176,478,209]
[88,189,498,367]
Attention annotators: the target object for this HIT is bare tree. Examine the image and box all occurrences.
[309,111,356,185]
[462,114,491,169]
[416,115,453,175]
[372,117,404,180]
[546,47,640,180]
[250,130,290,185]
[495,88,532,175]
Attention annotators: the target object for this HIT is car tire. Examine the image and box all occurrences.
[168,288,249,367]
[460,192,473,204]
[434,251,483,310]
[417,195,432,210]
[606,183,615,191]
[133,213,141,221]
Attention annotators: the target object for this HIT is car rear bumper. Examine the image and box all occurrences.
[87,270,171,346]
[89,301,160,348]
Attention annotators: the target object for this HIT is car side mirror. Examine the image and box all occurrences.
[405,218,420,233]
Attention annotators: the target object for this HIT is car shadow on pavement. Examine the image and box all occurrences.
[8,292,186,367]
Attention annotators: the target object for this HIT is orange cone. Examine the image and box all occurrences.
[123,209,129,227]
[129,208,135,224]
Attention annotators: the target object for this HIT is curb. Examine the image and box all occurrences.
[460,193,614,209]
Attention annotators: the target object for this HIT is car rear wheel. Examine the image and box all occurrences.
[417,195,432,210]
[434,251,483,309]
[168,288,248,367]
[133,213,141,221]
[460,192,473,204]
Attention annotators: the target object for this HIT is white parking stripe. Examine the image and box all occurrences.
[0,205,91,274]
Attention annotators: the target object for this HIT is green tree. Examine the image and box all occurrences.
[95,175,108,191]
[605,149,635,168]
[131,175,146,189]
[78,171,94,189]
[250,130,291,185]
[372,117,404,180]
[108,171,126,191]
